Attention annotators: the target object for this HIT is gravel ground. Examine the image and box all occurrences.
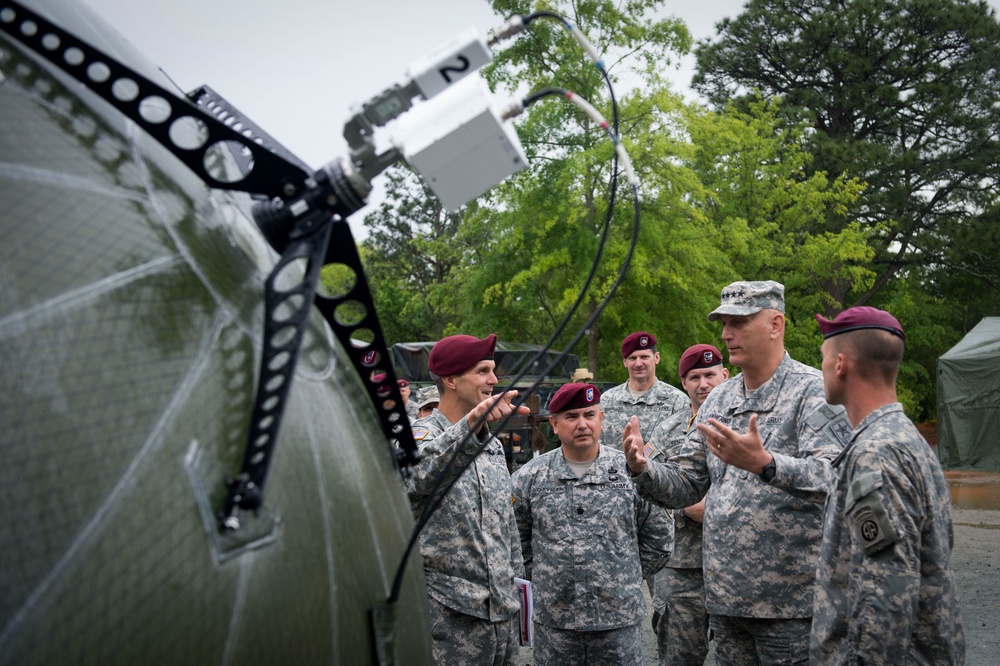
[520,507,1000,665]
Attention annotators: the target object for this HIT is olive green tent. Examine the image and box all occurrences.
[937,317,1000,470]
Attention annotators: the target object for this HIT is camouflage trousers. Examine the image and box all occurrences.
[428,597,519,666]
[709,615,810,666]
[532,622,643,665]
[652,567,709,666]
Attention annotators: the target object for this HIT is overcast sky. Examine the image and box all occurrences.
[79,0,742,226]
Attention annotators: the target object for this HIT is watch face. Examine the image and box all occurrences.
[761,462,777,482]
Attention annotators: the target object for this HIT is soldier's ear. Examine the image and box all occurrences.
[769,312,786,338]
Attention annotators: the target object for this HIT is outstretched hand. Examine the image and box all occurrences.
[696,413,772,474]
[622,415,648,476]
[467,391,530,430]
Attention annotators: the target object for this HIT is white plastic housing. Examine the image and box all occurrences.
[395,74,528,211]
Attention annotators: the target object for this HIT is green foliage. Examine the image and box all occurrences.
[694,0,1000,302]
[352,0,994,426]
[358,1,875,385]
[680,97,871,370]
[692,0,1000,416]
[465,0,697,378]
[358,166,469,342]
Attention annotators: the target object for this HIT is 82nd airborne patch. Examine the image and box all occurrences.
[850,498,898,556]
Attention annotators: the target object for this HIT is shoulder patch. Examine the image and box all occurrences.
[644,442,656,459]
[829,418,853,446]
[412,427,430,442]
[806,405,852,446]
[846,471,898,555]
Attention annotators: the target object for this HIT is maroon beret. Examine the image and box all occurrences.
[428,333,498,377]
[816,306,905,340]
[397,379,409,387]
[621,331,657,359]
[548,383,601,414]
[678,344,723,378]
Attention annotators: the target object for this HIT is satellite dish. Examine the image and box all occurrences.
[0,1,431,663]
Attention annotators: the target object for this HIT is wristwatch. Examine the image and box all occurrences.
[760,457,777,482]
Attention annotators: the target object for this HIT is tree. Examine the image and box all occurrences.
[679,95,871,369]
[692,0,1000,418]
[474,0,695,375]
[693,0,1000,311]
[356,165,468,342]
[354,1,888,403]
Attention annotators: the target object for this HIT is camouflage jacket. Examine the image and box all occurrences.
[407,409,524,622]
[634,353,851,618]
[647,405,703,569]
[511,445,672,631]
[598,379,687,449]
[810,403,965,664]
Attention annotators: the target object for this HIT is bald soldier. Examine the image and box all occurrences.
[811,307,964,663]
[623,281,852,665]
[407,333,529,665]
[511,383,672,665]
[599,331,688,449]
[646,344,728,666]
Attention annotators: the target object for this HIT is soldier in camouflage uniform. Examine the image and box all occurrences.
[622,281,852,665]
[511,383,673,665]
[646,344,728,666]
[407,333,529,666]
[598,331,688,449]
[811,307,965,663]
[416,385,440,418]
[398,379,419,420]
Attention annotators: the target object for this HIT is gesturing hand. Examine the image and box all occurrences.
[621,415,648,476]
[467,391,530,430]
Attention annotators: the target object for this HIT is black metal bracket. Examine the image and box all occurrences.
[186,83,313,180]
[219,208,334,530]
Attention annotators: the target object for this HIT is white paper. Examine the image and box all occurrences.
[514,577,533,647]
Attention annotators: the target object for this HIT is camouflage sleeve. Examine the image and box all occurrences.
[510,469,532,580]
[406,418,488,500]
[842,450,922,659]
[667,387,688,413]
[769,397,851,504]
[647,418,673,452]
[635,496,673,580]
[633,444,709,511]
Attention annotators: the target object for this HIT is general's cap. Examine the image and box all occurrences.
[621,331,657,359]
[816,306,905,340]
[548,383,601,414]
[708,281,785,321]
[427,333,497,377]
[678,344,724,378]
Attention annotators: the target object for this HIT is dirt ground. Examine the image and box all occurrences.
[520,473,1000,665]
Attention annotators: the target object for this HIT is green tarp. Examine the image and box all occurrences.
[937,317,1000,470]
